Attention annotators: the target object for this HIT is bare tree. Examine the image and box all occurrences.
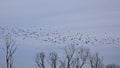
[89,53,104,68]
[64,45,76,68]
[48,52,58,68]
[72,47,89,68]
[106,64,120,68]
[59,60,66,68]
[35,52,45,68]
[3,35,16,68]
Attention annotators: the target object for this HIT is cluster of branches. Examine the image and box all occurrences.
[0,35,16,68]
[35,45,104,68]
[106,64,120,68]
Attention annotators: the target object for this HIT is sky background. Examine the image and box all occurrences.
[0,0,120,29]
[0,0,120,68]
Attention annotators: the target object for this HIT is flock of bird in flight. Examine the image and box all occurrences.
[0,26,120,46]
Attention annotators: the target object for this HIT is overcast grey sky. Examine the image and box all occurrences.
[0,0,120,30]
[0,0,120,68]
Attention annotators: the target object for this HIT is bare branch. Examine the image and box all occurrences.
[48,52,58,68]
[89,53,104,68]
[3,35,16,68]
[64,45,76,68]
[35,52,45,68]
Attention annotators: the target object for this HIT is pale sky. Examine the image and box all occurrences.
[0,0,120,68]
[0,0,120,29]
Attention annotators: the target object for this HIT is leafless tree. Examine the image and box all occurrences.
[89,53,104,68]
[59,60,66,68]
[35,52,45,68]
[64,45,76,68]
[48,52,58,68]
[72,47,89,68]
[3,35,16,68]
[106,64,120,68]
